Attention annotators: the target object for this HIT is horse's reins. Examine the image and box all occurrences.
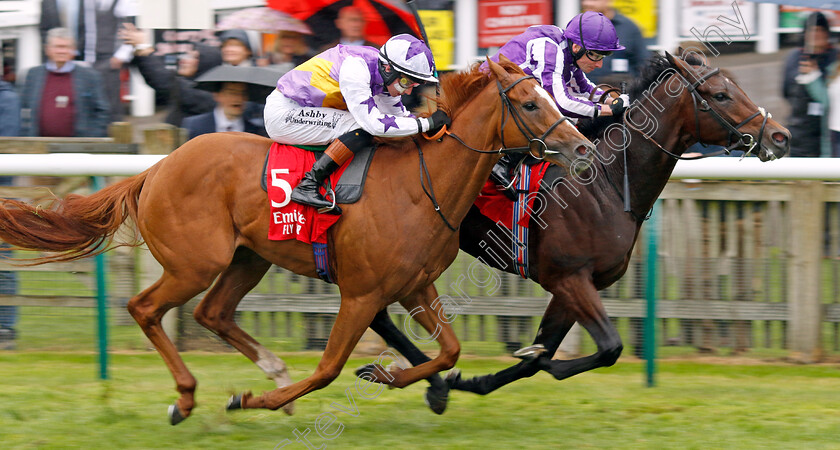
[441,75,574,162]
[416,73,576,231]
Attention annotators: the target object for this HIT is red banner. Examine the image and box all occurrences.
[478,0,552,48]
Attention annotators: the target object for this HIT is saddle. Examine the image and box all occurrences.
[261,143,377,204]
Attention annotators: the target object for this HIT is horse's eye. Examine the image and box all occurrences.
[523,102,538,111]
[712,93,729,102]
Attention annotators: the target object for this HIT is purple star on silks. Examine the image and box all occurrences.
[360,96,377,114]
[405,40,434,68]
[379,115,399,132]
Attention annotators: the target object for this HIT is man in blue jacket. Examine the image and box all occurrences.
[0,78,20,349]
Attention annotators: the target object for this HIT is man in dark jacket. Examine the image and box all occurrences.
[783,11,837,157]
[181,81,267,140]
[582,0,649,84]
[20,28,110,137]
[39,0,136,121]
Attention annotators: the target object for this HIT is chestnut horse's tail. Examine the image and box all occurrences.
[0,171,149,264]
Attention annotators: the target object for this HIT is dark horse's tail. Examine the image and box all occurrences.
[0,171,149,264]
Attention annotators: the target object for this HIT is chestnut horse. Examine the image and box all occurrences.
[363,52,791,410]
[0,59,594,424]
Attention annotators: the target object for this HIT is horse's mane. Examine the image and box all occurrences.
[437,59,523,116]
[577,53,708,140]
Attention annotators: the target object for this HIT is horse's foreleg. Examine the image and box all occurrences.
[192,248,296,415]
[448,302,574,395]
[536,277,623,381]
[127,273,214,425]
[366,308,450,414]
[233,298,380,412]
[365,285,460,389]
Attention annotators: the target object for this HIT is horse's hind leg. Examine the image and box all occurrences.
[127,272,217,425]
[192,247,296,415]
[232,297,380,412]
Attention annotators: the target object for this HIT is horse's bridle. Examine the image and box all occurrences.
[416,73,576,232]
[677,68,772,159]
[683,67,770,158]
[442,74,574,164]
[624,66,772,162]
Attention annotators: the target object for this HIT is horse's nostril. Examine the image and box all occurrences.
[575,145,590,156]
[772,132,788,145]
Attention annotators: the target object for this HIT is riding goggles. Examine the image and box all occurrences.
[398,75,423,89]
[585,50,612,62]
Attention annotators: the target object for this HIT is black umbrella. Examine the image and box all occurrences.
[194,65,283,103]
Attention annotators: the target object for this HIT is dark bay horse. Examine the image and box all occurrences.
[365,52,790,409]
[0,59,594,424]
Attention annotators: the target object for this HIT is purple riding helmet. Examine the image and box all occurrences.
[564,11,625,59]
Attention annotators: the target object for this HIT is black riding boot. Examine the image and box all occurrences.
[290,129,373,214]
[490,154,525,200]
[291,156,342,213]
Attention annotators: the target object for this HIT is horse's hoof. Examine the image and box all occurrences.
[354,363,377,378]
[281,401,295,416]
[444,369,461,388]
[512,344,547,361]
[168,403,187,426]
[226,394,243,411]
[424,385,449,415]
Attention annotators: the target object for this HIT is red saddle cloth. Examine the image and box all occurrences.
[266,142,351,244]
[473,162,550,229]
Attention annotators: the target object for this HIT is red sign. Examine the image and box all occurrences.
[478,0,552,48]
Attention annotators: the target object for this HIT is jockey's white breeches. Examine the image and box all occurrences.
[264,90,361,145]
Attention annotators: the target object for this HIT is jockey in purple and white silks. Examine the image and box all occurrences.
[264,34,450,214]
[490,12,626,120]
[487,12,627,192]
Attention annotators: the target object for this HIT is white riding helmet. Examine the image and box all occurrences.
[378,34,438,83]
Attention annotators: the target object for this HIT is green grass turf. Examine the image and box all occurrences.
[1,352,839,449]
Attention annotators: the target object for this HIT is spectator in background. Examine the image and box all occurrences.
[581,0,649,85]
[783,11,837,157]
[218,29,257,67]
[0,76,20,350]
[20,28,110,137]
[182,81,267,140]
[261,31,315,72]
[320,6,377,51]
[797,45,840,157]
[120,23,222,126]
[40,0,137,121]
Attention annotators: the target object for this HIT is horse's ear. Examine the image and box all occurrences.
[487,58,512,86]
[665,51,691,78]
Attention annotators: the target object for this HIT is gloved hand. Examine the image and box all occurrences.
[426,110,451,134]
[610,97,628,116]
